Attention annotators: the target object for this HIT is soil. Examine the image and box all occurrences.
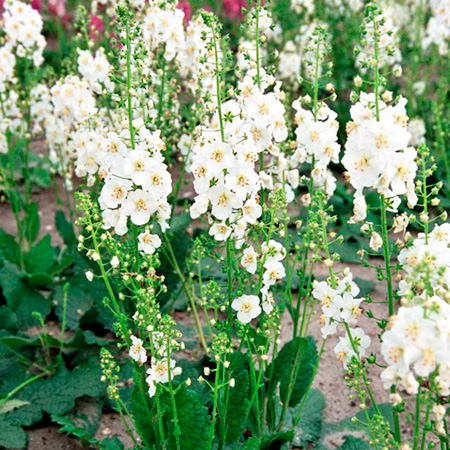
[1,177,397,449]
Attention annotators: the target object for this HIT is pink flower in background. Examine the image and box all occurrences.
[90,15,105,40]
[177,1,191,22]
[222,0,246,19]
[48,0,66,17]
[31,0,43,12]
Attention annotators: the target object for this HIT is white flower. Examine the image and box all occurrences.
[85,270,94,282]
[147,357,178,384]
[129,335,147,365]
[241,246,258,274]
[122,189,156,226]
[209,223,232,241]
[138,231,162,255]
[111,256,120,269]
[232,295,262,324]
[369,231,383,251]
[262,261,286,287]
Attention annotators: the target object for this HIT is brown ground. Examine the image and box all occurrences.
[1,177,395,450]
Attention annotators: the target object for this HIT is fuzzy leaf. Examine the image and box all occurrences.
[55,211,77,247]
[0,399,29,415]
[292,389,326,446]
[225,367,250,444]
[130,383,157,447]
[25,234,55,274]
[0,416,27,449]
[161,384,210,450]
[0,260,51,328]
[3,364,104,428]
[268,336,318,408]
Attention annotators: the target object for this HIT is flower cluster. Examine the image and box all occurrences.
[129,335,182,397]
[2,0,46,66]
[380,223,450,397]
[291,101,339,197]
[190,67,288,242]
[77,48,113,93]
[342,93,417,222]
[312,271,371,369]
[423,0,450,55]
[143,0,186,61]
[99,120,172,236]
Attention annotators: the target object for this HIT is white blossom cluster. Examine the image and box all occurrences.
[356,9,402,70]
[99,119,172,237]
[128,335,182,397]
[232,239,287,324]
[342,93,417,222]
[77,48,113,94]
[290,0,314,15]
[190,68,288,242]
[142,0,186,61]
[1,0,46,67]
[423,0,450,55]
[291,101,340,197]
[179,15,216,94]
[312,271,371,369]
[380,224,450,403]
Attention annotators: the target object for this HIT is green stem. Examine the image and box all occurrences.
[0,371,49,409]
[163,234,208,352]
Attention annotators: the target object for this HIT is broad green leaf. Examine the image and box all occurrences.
[55,210,76,247]
[260,430,295,449]
[0,399,29,415]
[0,416,27,449]
[340,436,372,450]
[323,403,394,435]
[22,202,40,245]
[130,383,157,447]
[25,234,55,274]
[0,260,51,328]
[225,367,250,444]
[268,336,318,408]
[292,389,326,446]
[242,436,260,449]
[0,230,21,266]
[4,364,104,428]
[161,384,210,450]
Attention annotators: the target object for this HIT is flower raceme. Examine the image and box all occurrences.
[342,93,418,222]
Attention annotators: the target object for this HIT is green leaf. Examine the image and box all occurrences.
[292,389,326,446]
[22,202,40,245]
[0,328,111,352]
[161,384,210,450]
[260,430,295,449]
[323,403,394,435]
[130,383,157,447]
[30,167,51,188]
[20,272,53,287]
[55,254,114,330]
[55,211,76,247]
[0,261,51,328]
[268,336,318,408]
[4,364,104,429]
[0,399,29,415]
[0,416,27,449]
[0,230,21,266]
[25,234,55,274]
[340,436,371,450]
[159,213,191,307]
[225,367,250,444]
[242,436,261,449]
